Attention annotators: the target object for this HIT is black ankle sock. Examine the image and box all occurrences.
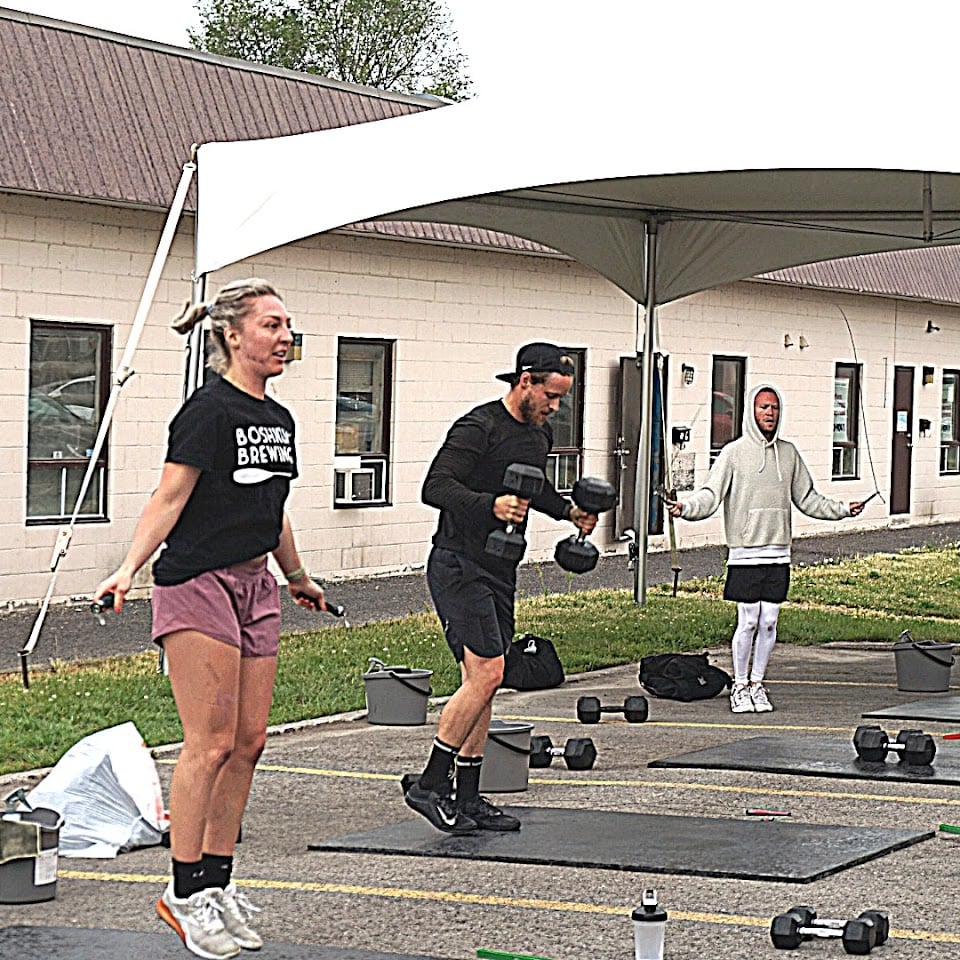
[200,853,233,890]
[420,737,459,790]
[172,858,206,899]
[454,755,483,803]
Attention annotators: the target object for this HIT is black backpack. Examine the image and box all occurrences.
[638,652,732,702]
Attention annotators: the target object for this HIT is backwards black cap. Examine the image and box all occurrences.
[495,342,576,383]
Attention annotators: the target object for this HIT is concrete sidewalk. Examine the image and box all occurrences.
[3,520,960,674]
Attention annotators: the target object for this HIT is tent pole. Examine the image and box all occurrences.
[632,220,658,604]
[184,275,207,400]
[18,157,197,688]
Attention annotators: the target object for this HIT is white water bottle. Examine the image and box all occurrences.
[632,888,668,960]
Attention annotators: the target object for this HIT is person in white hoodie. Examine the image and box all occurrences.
[666,384,865,713]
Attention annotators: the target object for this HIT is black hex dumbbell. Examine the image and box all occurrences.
[485,463,545,562]
[554,476,617,573]
[529,735,596,770]
[576,695,648,724]
[770,908,877,954]
[853,724,936,765]
[785,906,889,947]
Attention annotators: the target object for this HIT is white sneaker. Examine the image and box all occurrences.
[750,682,774,712]
[217,883,263,950]
[156,881,241,959]
[730,683,755,713]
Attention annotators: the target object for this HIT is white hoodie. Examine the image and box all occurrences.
[679,383,851,563]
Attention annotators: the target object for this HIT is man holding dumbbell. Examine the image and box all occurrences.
[405,342,597,834]
[666,384,866,714]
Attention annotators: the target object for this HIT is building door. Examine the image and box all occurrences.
[613,355,666,538]
[890,366,914,515]
[614,355,642,538]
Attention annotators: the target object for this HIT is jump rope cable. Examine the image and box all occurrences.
[837,304,885,503]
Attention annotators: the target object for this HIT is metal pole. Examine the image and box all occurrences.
[184,274,207,400]
[632,220,658,604]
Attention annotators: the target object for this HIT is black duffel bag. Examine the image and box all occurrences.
[638,652,732,702]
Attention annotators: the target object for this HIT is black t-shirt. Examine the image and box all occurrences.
[422,399,570,582]
[152,376,298,586]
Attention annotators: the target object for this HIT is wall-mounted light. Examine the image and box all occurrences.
[784,334,794,348]
[923,365,935,385]
[926,320,941,334]
[799,335,810,350]
[681,363,695,385]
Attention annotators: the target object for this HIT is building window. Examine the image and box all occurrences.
[334,338,392,506]
[833,363,861,479]
[941,370,960,474]
[27,321,111,523]
[546,348,585,494]
[710,356,745,465]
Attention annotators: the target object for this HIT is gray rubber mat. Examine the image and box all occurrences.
[0,927,447,960]
[863,693,960,723]
[649,735,959,784]
[308,805,929,883]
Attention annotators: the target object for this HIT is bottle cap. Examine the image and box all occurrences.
[632,888,668,923]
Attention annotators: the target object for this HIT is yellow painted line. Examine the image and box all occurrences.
[241,762,960,807]
[57,870,960,945]
[496,714,851,732]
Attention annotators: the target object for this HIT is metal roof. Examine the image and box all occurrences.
[756,246,960,306]
[0,7,427,209]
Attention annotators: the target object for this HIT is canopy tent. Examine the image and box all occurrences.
[192,88,960,602]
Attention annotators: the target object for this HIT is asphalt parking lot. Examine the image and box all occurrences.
[2,642,959,959]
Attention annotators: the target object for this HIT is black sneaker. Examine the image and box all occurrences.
[404,780,478,834]
[457,795,521,831]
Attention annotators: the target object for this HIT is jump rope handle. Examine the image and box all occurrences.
[292,583,345,618]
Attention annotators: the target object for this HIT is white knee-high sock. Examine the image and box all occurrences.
[750,602,781,683]
[731,601,760,685]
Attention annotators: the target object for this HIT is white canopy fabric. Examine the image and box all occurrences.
[192,86,960,601]
[194,94,960,306]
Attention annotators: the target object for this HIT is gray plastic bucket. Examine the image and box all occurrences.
[894,638,955,692]
[0,806,62,904]
[478,719,534,793]
[363,663,433,725]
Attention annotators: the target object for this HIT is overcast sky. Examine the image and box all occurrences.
[3,0,954,110]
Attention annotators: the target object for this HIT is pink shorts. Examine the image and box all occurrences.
[152,558,281,658]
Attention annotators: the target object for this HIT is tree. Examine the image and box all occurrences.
[189,0,471,100]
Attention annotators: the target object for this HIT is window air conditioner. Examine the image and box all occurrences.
[334,457,386,505]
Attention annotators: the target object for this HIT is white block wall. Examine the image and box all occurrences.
[3,192,960,607]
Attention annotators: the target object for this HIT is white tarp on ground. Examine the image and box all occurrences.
[194,91,960,306]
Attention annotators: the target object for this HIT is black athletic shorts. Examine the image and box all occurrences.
[426,547,514,662]
[723,563,790,604]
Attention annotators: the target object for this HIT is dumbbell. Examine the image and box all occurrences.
[554,476,617,573]
[485,463,545,561]
[770,908,878,954]
[529,735,596,769]
[576,695,648,724]
[853,724,936,765]
[783,906,889,947]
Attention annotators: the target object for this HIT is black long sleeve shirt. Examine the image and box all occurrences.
[422,399,570,582]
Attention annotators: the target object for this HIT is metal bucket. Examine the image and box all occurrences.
[0,805,63,904]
